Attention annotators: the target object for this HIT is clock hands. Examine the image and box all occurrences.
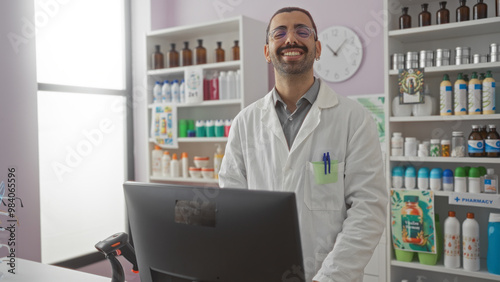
[327,39,348,57]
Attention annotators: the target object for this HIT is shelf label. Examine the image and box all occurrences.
[448,192,500,209]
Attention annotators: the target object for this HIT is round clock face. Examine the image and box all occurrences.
[314,26,363,83]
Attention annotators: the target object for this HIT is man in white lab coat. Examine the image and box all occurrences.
[219,7,388,282]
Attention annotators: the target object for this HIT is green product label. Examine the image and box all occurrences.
[402,214,423,240]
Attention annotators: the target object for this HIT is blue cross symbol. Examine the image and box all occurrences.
[454,196,460,203]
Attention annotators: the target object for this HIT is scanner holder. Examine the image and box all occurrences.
[95,232,139,282]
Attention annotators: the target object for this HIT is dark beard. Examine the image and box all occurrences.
[271,44,316,76]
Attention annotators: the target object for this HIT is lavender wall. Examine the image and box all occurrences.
[151,0,385,96]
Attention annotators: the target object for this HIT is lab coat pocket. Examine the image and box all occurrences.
[305,161,344,211]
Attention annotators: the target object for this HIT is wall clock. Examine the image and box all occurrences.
[313,26,363,82]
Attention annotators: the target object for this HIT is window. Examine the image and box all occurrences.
[35,0,132,265]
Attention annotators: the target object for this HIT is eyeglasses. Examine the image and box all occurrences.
[268,26,316,43]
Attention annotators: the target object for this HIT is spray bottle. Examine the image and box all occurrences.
[214,144,224,179]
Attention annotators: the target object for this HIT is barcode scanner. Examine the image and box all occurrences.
[95,232,139,282]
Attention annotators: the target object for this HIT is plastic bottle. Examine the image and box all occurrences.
[391,132,404,156]
[456,0,470,22]
[485,124,500,157]
[462,212,480,271]
[181,152,188,178]
[482,70,496,114]
[418,167,430,190]
[479,166,487,192]
[419,214,442,265]
[405,166,417,189]
[215,119,225,137]
[468,167,481,193]
[443,169,454,191]
[444,210,461,268]
[226,70,236,99]
[170,153,180,178]
[235,70,241,98]
[418,143,429,157]
[224,119,232,137]
[171,80,180,103]
[152,145,163,176]
[419,3,432,26]
[405,137,417,157]
[413,84,435,116]
[430,168,443,191]
[152,45,164,69]
[180,79,186,104]
[437,1,450,24]
[399,7,412,29]
[205,120,215,137]
[153,81,162,103]
[441,139,451,157]
[454,73,468,115]
[455,167,467,192]
[430,139,441,156]
[161,80,171,103]
[161,151,171,177]
[487,213,500,274]
[195,120,206,137]
[214,144,224,180]
[468,72,482,115]
[219,71,228,100]
[392,95,413,117]
[392,166,404,189]
[440,74,453,115]
[468,125,485,157]
[484,168,498,193]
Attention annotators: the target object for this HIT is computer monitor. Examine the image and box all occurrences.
[123,181,304,282]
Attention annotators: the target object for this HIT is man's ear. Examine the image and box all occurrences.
[264,44,270,63]
[315,40,322,60]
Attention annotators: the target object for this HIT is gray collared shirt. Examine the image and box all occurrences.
[273,78,320,149]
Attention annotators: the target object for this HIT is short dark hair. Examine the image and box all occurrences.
[265,7,318,44]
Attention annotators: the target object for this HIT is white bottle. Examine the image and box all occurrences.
[151,145,163,176]
[444,210,461,269]
[161,80,171,103]
[462,212,480,271]
[171,80,180,103]
[404,137,417,157]
[468,167,481,194]
[218,71,227,100]
[180,79,186,104]
[392,95,412,117]
[153,81,162,103]
[485,168,498,193]
[226,70,236,99]
[391,132,404,156]
[161,151,171,177]
[170,153,180,178]
[235,70,241,98]
[405,166,416,189]
[181,152,188,178]
[413,84,435,116]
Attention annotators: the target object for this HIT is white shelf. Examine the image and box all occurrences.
[149,137,228,143]
[148,99,241,109]
[391,260,500,281]
[147,61,241,76]
[388,17,500,43]
[390,156,500,164]
[150,175,219,184]
[390,114,500,122]
[389,62,500,76]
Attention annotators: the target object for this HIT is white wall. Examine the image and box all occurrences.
[0,0,41,262]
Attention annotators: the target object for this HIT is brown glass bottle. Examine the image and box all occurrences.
[480,125,489,139]
[468,125,484,157]
[496,0,499,16]
[215,41,225,62]
[399,7,412,29]
[473,0,488,19]
[437,1,450,24]
[232,40,240,61]
[485,124,500,157]
[168,43,179,68]
[152,45,164,69]
[195,39,207,65]
[457,0,470,22]
[182,41,193,66]
[419,3,432,26]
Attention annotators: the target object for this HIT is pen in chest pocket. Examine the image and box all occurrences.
[323,152,331,175]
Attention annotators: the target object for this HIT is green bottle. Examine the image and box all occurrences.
[418,214,443,265]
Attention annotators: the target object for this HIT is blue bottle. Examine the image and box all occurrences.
[487,213,500,275]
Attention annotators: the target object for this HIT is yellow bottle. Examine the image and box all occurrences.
[483,71,496,115]
[454,73,467,115]
[214,144,224,179]
[468,72,482,115]
[440,74,453,115]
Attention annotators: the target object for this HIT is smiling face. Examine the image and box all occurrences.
[264,11,321,77]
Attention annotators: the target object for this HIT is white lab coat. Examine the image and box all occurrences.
[219,79,387,282]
